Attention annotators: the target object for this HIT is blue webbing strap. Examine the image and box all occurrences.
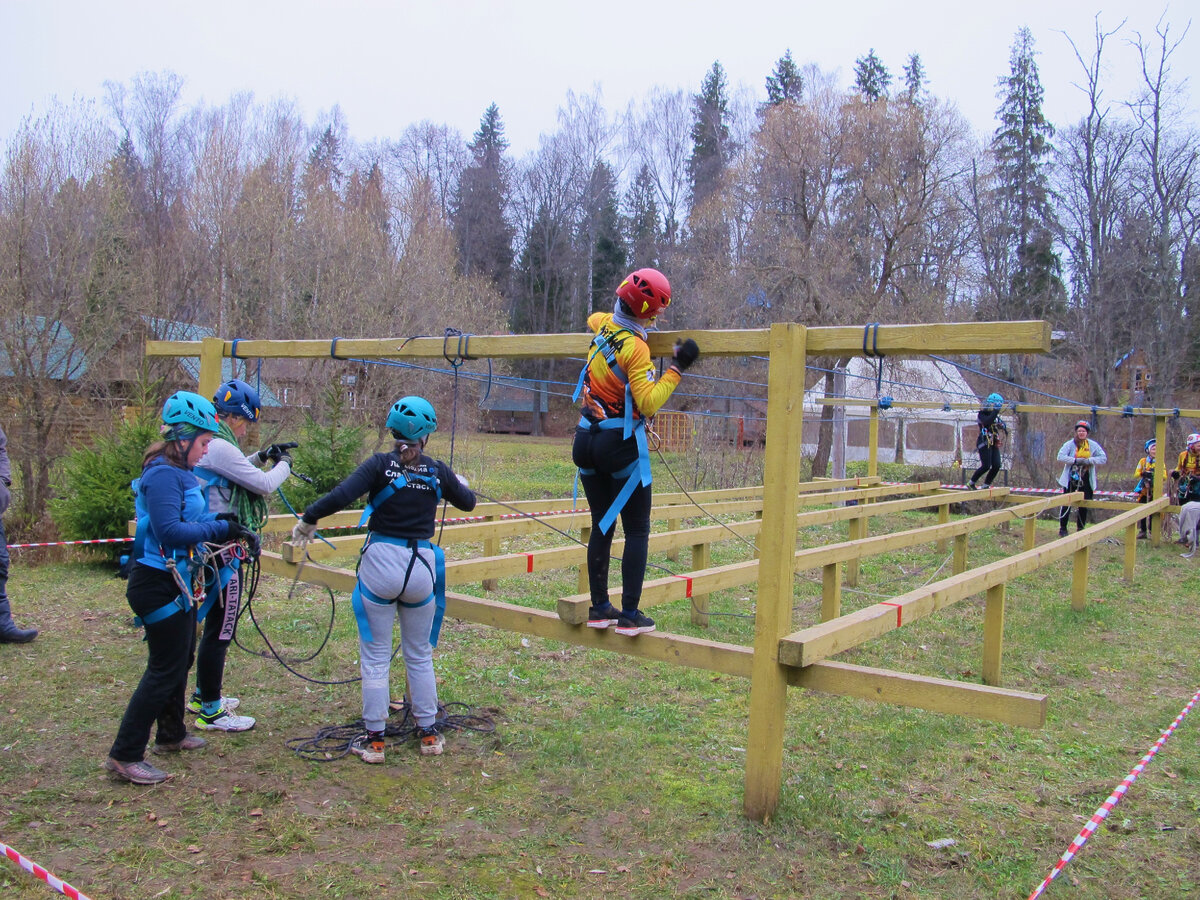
[577,416,652,535]
[350,536,444,645]
[198,555,241,623]
[133,592,190,627]
[358,472,442,527]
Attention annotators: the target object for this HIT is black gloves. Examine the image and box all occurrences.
[258,442,298,465]
[215,512,239,523]
[225,519,261,556]
[673,338,700,372]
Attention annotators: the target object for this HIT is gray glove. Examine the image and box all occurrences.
[291,520,318,546]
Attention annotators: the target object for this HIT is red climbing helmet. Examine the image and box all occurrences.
[615,268,672,319]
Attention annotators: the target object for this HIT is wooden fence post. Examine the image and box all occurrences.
[937,502,950,553]
[821,562,841,622]
[1023,517,1037,551]
[198,337,224,400]
[691,542,712,626]
[744,323,806,823]
[483,516,499,591]
[953,533,969,574]
[1071,545,1090,611]
[982,583,1006,686]
[845,516,866,586]
[1123,524,1137,583]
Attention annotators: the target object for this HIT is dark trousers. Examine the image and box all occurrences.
[109,564,196,762]
[0,514,12,627]
[195,554,242,702]
[1060,480,1094,530]
[573,426,652,612]
[971,445,1002,486]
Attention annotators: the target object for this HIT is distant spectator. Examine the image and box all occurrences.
[0,423,37,643]
[1056,420,1107,537]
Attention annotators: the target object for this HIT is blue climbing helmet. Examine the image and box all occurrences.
[387,396,437,441]
[986,392,1003,409]
[1145,439,1156,453]
[213,379,261,421]
[161,391,219,440]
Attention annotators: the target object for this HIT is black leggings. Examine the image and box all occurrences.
[572,426,652,612]
[195,549,243,702]
[1060,480,1094,530]
[110,564,196,761]
[971,444,1002,485]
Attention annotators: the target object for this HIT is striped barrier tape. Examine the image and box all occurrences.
[942,484,1140,501]
[9,537,132,550]
[1027,684,1200,899]
[1,840,92,900]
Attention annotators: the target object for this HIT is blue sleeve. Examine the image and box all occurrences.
[143,467,230,547]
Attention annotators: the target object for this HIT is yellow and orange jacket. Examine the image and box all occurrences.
[1173,449,1200,479]
[577,312,681,425]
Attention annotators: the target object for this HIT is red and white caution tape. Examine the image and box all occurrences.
[1027,684,1200,899]
[9,537,132,550]
[1,840,92,900]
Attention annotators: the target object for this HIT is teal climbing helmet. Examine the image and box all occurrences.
[986,392,1003,409]
[387,396,437,441]
[162,390,220,439]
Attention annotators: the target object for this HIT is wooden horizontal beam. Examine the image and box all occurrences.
[778,495,1169,668]
[258,551,1045,726]
[146,320,1049,363]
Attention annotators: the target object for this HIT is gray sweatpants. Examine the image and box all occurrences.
[356,540,438,732]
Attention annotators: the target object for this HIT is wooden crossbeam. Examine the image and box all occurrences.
[256,551,1045,727]
[146,320,1049,362]
[778,495,1169,668]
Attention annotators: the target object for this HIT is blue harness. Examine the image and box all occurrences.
[129,475,197,628]
[349,470,447,646]
[572,328,653,534]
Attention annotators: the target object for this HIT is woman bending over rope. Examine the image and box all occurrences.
[291,396,475,763]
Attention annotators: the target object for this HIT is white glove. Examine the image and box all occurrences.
[291,520,318,545]
[457,474,470,489]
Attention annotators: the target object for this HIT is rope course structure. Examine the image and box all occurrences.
[150,320,1178,824]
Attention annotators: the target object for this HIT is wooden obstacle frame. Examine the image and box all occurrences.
[148,322,1167,822]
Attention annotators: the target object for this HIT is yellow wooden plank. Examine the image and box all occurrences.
[982,583,1006,686]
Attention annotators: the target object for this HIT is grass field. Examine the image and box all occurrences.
[2,436,1199,899]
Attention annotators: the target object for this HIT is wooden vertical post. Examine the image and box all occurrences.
[1152,415,1167,545]
[483,515,499,591]
[820,562,841,622]
[690,542,711,626]
[936,502,950,553]
[1123,524,1137,583]
[867,405,879,479]
[982,583,1006,686]
[1071,545,1090,610]
[668,517,682,561]
[952,533,968,574]
[744,323,806,823]
[845,516,866,586]
[1023,517,1037,551]
[577,525,591,595]
[198,337,224,400]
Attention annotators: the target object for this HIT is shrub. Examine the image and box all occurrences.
[50,414,161,549]
[277,385,370,513]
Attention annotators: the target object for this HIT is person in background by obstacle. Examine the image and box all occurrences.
[572,267,699,637]
[1169,433,1200,506]
[0,423,37,643]
[967,392,1008,491]
[1056,420,1107,538]
[291,396,475,763]
[106,392,259,785]
[1133,438,1157,539]
[189,379,294,732]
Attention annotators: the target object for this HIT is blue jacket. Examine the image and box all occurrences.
[135,455,230,574]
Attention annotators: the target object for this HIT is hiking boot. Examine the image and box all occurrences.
[187,694,239,715]
[153,734,208,753]
[195,708,256,732]
[1058,527,1069,538]
[615,609,656,636]
[586,603,621,629]
[104,757,171,785]
[351,731,386,764]
[418,725,445,756]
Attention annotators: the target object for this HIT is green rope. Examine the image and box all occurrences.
[217,421,270,531]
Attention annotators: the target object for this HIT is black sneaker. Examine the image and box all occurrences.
[966,481,977,491]
[615,609,656,636]
[1058,527,1069,538]
[587,604,621,629]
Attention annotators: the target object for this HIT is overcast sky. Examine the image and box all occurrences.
[2,1,1195,159]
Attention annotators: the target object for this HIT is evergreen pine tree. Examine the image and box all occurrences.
[624,164,663,268]
[902,53,927,104]
[452,103,515,293]
[993,26,1065,320]
[765,50,804,106]
[854,49,892,101]
[687,61,733,207]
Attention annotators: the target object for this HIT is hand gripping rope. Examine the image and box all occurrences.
[1027,683,1200,899]
[1,839,92,899]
